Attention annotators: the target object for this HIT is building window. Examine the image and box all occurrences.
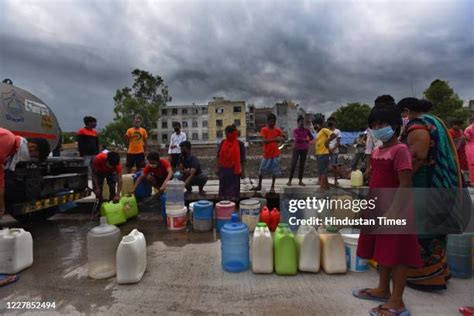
[182,108,188,115]
[216,119,223,127]
[172,108,178,115]
[192,133,198,140]
[161,121,168,129]
[162,133,168,141]
[216,107,224,114]
[238,130,241,137]
[202,107,208,114]
[216,130,223,138]
[192,108,199,114]
[202,120,208,127]
[192,120,198,128]
[161,109,167,116]
[182,121,188,128]
[202,132,208,140]
[233,106,242,113]
[234,119,241,126]
[151,134,158,141]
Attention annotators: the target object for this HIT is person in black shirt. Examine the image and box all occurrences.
[178,141,207,194]
[77,116,99,172]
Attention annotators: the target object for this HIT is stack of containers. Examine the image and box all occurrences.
[165,173,187,231]
[193,200,213,232]
[215,200,236,232]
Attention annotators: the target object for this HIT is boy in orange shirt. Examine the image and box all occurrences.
[253,113,286,193]
[125,114,148,173]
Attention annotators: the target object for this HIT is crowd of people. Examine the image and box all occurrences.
[1,92,473,313]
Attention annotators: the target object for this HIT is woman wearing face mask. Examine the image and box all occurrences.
[397,97,463,291]
[464,119,474,185]
[353,102,421,316]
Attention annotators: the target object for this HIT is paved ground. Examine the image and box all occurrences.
[1,209,473,316]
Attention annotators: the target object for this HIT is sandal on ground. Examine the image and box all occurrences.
[352,288,389,302]
[460,306,474,316]
[0,274,19,287]
[369,305,410,316]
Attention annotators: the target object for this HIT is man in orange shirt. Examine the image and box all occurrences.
[125,114,148,173]
[253,113,286,193]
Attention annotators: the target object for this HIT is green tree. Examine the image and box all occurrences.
[423,79,468,124]
[102,69,171,147]
[61,132,76,144]
[330,102,371,131]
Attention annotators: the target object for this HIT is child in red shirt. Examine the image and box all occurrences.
[132,152,173,194]
[253,113,286,193]
[353,100,421,316]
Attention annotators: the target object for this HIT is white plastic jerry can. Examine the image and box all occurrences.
[0,228,33,274]
[319,226,347,274]
[251,222,273,274]
[350,170,363,187]
[116,229,147,284]
[295,225,320,273]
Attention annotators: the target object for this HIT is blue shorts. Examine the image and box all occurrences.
[259,157,281,176]
[329,153,339,166]
[317,155,330,176]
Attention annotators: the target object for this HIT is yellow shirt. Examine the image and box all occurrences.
[126,127,148,154]
[315,128,333,155]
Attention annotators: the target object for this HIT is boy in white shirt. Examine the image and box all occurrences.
[168,122,187,170]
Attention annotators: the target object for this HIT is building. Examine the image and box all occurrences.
[246,104,256,136]
[207,97,247,142]
[254,107,273,133]
[154,104,209,145]
[274,100,299,136]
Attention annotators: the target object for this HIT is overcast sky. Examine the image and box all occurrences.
[1,0,473,131]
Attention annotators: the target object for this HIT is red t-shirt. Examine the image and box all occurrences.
[92,152,122,174]
[143,159,171,178]
[260,126,283,159]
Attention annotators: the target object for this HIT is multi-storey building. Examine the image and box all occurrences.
[207,97,247,142]
[154,104,209,145]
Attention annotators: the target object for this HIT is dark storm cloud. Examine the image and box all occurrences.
[1,0,473,130]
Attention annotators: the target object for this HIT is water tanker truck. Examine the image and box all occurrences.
[1,79,90,221]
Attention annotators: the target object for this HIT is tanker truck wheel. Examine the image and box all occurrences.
[11,206,58,222]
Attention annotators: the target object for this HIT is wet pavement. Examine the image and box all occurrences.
[0,208,473,315]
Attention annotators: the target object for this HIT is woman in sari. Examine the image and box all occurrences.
[397,97,463,291]
[217,125,245,201]
[464,119,474,185]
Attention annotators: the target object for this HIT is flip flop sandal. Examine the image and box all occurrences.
[352,288,389,302]
[0,274,19,287]
[369,305,410,316]
[460,306,474,316]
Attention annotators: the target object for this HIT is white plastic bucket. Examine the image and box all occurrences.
[340,228,368,272]
[166,205,188,231]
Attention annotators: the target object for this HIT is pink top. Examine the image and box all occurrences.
[370,143,412,188]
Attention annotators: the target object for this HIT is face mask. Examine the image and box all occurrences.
[371,126,395,143]
[402,117,409,127]
[150,164,158,168]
